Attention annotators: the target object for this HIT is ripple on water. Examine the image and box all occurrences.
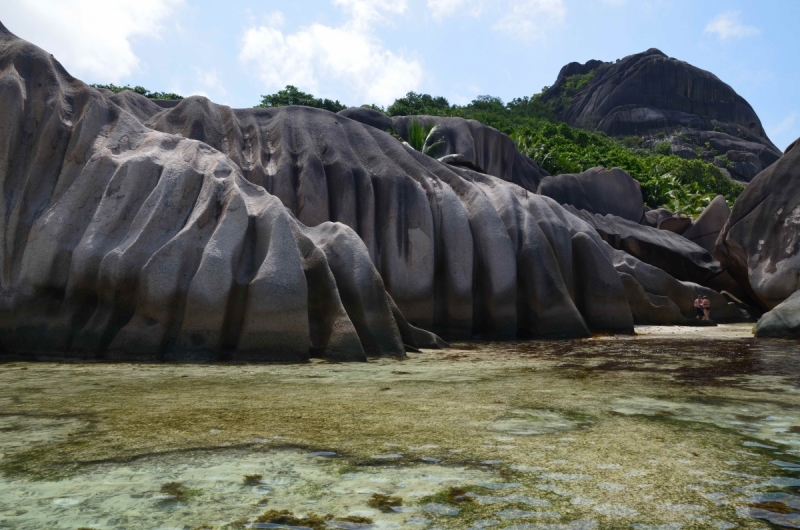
[496,509,561,520]
[598,482,626,491]
[743,441,777,449]
[592,504,639,517]
[503,519,598,530]
[468,519,500,529]
[308,451,336,457]
[476,482,520,490]
[624,470,647,477]
[511,465,546,472]
[244,523,312,530]
[536,484,571,496]
[371,454,403,460]
[746,491,800,509]
[327,521,375,530]
[50,498,80,506]
[737,506,800,528]
[770,459,800,470]
[538,473,592,482]
[760,476,800,487]
[630,524,683,530]
[660,504,706,514]
[422,503,460,516]
[466,493,551,506]
[699,492,727,504]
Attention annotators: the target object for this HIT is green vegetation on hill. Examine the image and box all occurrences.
[513,122,743,215]
[377,91,743,215]
[540,68,600,117]
[255,85,346,113]
[90,84,183,100]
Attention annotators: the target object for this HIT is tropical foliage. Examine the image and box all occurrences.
[255,85,346,112]
[90,84,183,100]
[382,91,743,215]
[513,122,743,215]
[405,120,445,155]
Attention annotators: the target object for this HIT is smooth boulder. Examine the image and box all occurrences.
[391,115,550,192]
[755,290,800,338]
[682,195,730,254]
[537,167,645,223]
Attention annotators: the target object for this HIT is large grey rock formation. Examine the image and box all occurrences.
[565,208,721,284]
[539,49,782,183]
[0,22,624,361]
[0,23,753,361]
[537,167,644,223]
[339,111,550,192]
[716,137,800,310]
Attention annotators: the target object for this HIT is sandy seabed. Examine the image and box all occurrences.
[1,324,799,529]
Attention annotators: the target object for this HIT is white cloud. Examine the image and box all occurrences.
[705,11,760,41]
[3,0,183,82]
[493,0,566,40]
[196,69,227,95]
[427,0,485,21]
[427,0,564,37]
[239,1,423,107]
[333,0,407,27]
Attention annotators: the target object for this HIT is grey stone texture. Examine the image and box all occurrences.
[537,167,645,223]
[540,49,782,183]
[716,137,800,310]
[0,24,754,361]
[755,290,800,338]
[682,195,730,254]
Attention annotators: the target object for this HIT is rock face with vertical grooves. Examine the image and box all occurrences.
[716,137,800,310]
[0,23,751,361]
[338,110,551,192]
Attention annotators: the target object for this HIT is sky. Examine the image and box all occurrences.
[4,0,800,150]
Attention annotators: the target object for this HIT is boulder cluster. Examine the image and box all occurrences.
[0,23,797,362]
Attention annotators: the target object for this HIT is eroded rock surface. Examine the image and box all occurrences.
[537,167,644,223]
[540,49,782,183]
[755,290,800,338]
[716,138,800,309]
[0,23,753,360]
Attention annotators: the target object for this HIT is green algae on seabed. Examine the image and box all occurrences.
[0,323,799,529]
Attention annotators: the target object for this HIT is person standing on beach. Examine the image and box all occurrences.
[695,296,704,319]
[702,296,711,320]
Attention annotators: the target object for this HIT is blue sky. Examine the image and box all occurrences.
[5,0,799,149]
